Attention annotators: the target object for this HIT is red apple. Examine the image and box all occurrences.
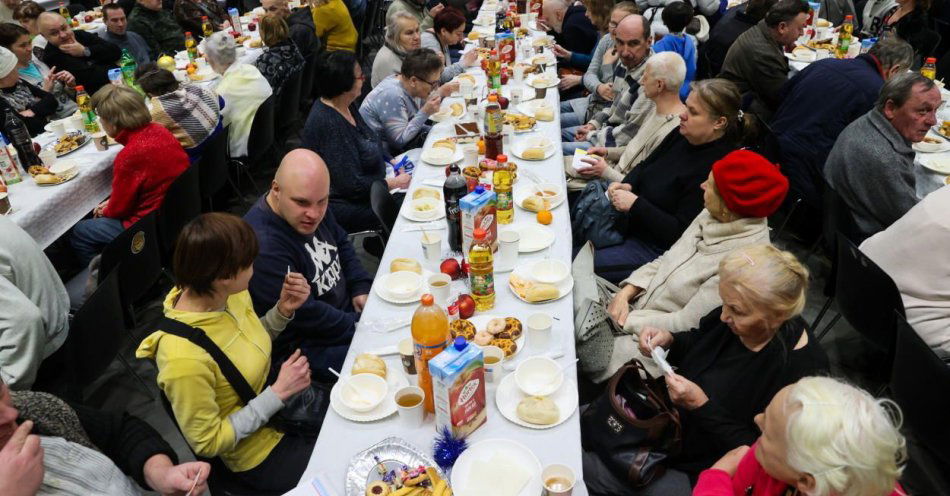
[461,259,470,277]
[84,14,93,23]
[248,22,257,32]
[457,294,476,319]
[440,258,462,280]
[497,95,510,109]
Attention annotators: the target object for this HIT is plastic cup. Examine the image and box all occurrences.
[421,231,442,264]
[527,313,553,352]
[497,230,519,270]
[482,345,505,383]
[398,338,416,375]
[395,386,426,428]
[541,464,576,496]
[427,273,452,307]
[50,121,65,138]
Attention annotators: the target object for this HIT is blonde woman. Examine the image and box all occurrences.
[370,11,420,87]
[310,0,357,52]
[698,376,906,496]
[255,13,305,95]
[583,245,829,496]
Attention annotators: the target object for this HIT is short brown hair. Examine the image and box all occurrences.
[173,213,260,296]
[101,3,125,19]
[259,13,289,47]
[12,1,43,22]
[91,84,151,131]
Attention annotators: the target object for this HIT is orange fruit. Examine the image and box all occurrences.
[536,209,552,225]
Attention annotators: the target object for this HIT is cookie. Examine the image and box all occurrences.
[450,319,476,341]
[491,337,518,357]
[366,481,390,496]
[495,317,523,340]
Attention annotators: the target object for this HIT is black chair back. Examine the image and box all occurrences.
[245,94,277,168]
[158,166,201,266]
[834,234,905,357]
[275,70,304,141]
[820,179,862,298]
[197,126,230,211]
[64,269,126,400]
[370,179,398,238]
[98,212,163,321]
[301,50,319,105]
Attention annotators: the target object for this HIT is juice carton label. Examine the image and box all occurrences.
[460,189,497,253]
[429,343,487,438]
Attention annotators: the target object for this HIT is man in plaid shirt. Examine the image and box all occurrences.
[562,14,654,155]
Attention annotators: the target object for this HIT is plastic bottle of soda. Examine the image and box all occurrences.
[74,86,101,133]
[444,163,467,253]
[835,15,853,58]
[185,32,198,61]
[921,57,937,80]
[411,293,450,413]
[468,228,495,310]
[493,154,513,224]
[484,93,502,134]
[2,109,41,170]
[201,16,214,38]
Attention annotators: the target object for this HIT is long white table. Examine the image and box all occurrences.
[290,26,589,496]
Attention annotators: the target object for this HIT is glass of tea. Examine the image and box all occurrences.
[541,464,576,496]
[482,345,505,383]
[394,386,426,428]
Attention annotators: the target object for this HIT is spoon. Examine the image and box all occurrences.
[328,367,375,405]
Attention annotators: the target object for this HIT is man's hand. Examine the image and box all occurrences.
[573,123,593,141]
[558,73,581,91]
[439,81,459,98]
[93,200,109,218]
[596,82,614,101]
[352,294,368,313]
[54,69,76,86]
[551,44,571,59]
[143,455,210,496]
[0,421,45,496]
[277,271,311,318]
[59,42,87,57]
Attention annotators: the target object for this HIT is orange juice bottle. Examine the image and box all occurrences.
[412,293,450,413]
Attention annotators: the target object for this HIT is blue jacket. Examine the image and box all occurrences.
[653,33,697,100]
[244,196,373,359]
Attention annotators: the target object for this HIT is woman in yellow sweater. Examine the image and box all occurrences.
[311,0,358,52]
[137,213,313,492]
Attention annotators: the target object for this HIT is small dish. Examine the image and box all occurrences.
[339,373,387,412]
[383,270,423,299]
[49,159,77,175]
[530,259,569,285]
[515,356,563,397]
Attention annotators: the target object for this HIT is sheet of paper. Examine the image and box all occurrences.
[570,148,590,171]
[651,346,674,376]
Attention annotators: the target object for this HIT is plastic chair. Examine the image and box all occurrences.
[275,70,304,146]
[370,179,398,239]
[812,179,863,336]
[197,126,231,212]
[98,212,164,326]
[157,166,201,268]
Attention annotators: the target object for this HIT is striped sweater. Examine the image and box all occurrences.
[149,84,221,151]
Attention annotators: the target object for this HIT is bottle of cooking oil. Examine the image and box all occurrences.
[201,16,214,38]
[493,154,513,224]
[468,228,495,310]
[74,86,100,133]
[921,57,937,80]
[835,15,853,59]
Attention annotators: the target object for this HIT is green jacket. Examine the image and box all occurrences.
[127,5,185,59]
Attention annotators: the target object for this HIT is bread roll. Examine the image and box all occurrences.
[517,396,559,425]
[526,283,559,302]
[522,147,547,160]
[352,353,387,378]
[33,174,60,185]
[390,258,422,274]
[521,196,549,212]
[534,105,554,121]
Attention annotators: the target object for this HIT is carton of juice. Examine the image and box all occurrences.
[460,185,497,254]
[429,337,487,438]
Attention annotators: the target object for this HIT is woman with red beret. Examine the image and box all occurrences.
[589,149,790,384]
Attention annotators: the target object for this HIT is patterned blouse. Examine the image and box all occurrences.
[254,40,306,96]
[357,74,430,155]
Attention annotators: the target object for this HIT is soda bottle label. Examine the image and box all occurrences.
[470,272,494,297]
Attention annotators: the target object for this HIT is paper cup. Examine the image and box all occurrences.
[427,273,452,307]
[421,232,441,264]
[398,338,416,375]
[482,345,505,383]
[535,86,548,99]
[542,464,576,496]
[50,121,65,138]
[92,132,108,151]
[0,192,10,215]
[395,386,426,428]
[463,144,479,168]
[497,230,519,269]
[527,313,553,352]
[68,114,84,131]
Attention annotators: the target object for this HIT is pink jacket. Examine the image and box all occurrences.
[693,443,904,496]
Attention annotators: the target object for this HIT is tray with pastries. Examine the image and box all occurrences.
[346,437,451,496]
[450,315,524,360]
[453,122,481,143]
[46,131,89,157]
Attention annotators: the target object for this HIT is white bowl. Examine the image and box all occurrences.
[515,356,563,397]
[384,270,423,298]
[339,373,387,412]
[531,183,563,203]
[49,159,76,175]
[410,198,440,219]
[530,259,569,285]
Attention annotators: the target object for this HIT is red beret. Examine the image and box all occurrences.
[711,150,789,218]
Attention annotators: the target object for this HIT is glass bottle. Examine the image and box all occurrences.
[2,110,41,170]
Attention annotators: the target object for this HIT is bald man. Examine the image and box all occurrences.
[38,12,121,94]
[540,0,597,70]
[244,149,372,380]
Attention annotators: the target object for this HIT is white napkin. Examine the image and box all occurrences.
[651,346,674,376]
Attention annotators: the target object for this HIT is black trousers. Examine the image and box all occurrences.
[233,434,317,492]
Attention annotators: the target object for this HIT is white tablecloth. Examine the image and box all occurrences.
[6,133,121,248]
[288,32,589,496]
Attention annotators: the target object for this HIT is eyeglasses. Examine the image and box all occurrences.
[416,76,440,88]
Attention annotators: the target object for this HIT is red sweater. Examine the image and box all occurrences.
[103,122,189,227]
[693,443,904,496]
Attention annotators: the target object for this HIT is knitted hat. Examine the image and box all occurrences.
[711,150,789,218]
[0,47,16,79]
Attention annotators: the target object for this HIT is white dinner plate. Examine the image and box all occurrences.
[528,53,557,66]
[372,272,426,304]
[329,370,409,422]
[918,155,950,175]
[914,136,950,153]
[34,168,80,187]
[451,438,542,496]
[466,314,525,361]
[513,185,565,213]
[408,187,443,201]
[500,224,554,252]
[495,373,578,429]
[516,99,554,118]
[400,198,446,222]
[785,50,817,63]
[508,265,574,303]
[510,137,557,161]
[526,74,559,88]
[420,146,464,166]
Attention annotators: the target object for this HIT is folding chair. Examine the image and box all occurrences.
[98,212,164,326]
[197,126,231,212]
[812,179,862,335]
[157,165,201,269]
[370,179,399,239]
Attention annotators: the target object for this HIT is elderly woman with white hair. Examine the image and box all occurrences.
[696,376,906,496]
[205,31,272,157]
[583,244,829,496]
[0,45,57,136]
[568,51,687,189]
[370,11,421,87]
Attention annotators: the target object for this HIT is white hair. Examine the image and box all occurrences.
[645,52,686,93]
[385,11,418,46]
[203,31,236,68]
[542,0,568,13]
[785,377,906,496]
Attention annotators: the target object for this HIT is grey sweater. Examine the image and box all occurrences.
[824,108,919,237]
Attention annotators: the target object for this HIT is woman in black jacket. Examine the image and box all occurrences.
[583,244,829,496]
[873,0,936,66]
[588,78,753,283]
[0,46,57,136]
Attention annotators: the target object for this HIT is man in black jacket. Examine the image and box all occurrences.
[540,0,598,70]
[699,0,775,79]
[0,377,210,496]
[37,12,122,94]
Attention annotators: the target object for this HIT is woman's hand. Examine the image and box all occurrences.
[429,3,445,17]
[596,82,614,101]
[54,70,76,87]
[18,109,35,118]
[578,154,608,178]
[422,93,442,114]
[666,372,709,410]
[573,124,593,141]
[460,49,478,67]
[438,81,459,98]
[277,271,310,318]
[272,349,311,401]
[558,74,581,91]
[637,326,673,356]
[610,188,637,212]
[93,200,109,218]
[711,446,750,476]
[551,44,572,59]
[386,173,412,190]
[607,285,639,326]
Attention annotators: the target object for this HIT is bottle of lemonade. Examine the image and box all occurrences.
[201,16,214,38]
[468,228,495,310]
[411,294,450,413]
[835,15,853,58]
[75,86,100,133]
[185,32,198,61]
[921,57,937,80]
[493,154,513,224]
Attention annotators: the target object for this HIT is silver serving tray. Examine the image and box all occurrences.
[345,437,448,496]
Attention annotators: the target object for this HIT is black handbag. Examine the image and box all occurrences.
[157,317,328,438]
[581,359,682,487]
[571,180,627,249]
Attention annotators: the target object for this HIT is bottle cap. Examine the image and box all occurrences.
[474,185,485,194]
[185,31,192,35]
[202,16,208,20]
[74,85,84,91]
[496,154,507,162]
[488,94,497,102]
[473,228,486,240]
[420,293,434,305]
[926,57,936,63]
[454,336,467,351]
[845,14,852,19]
